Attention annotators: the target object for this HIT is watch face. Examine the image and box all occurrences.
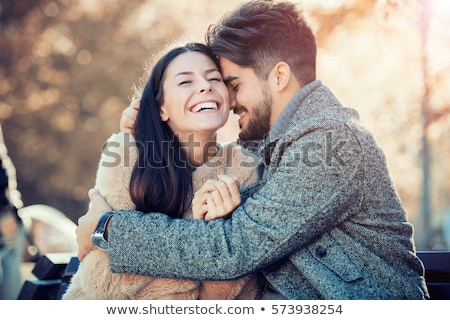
[91,213,112,251]
[92,231,108,250]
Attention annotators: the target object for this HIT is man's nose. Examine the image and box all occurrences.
[228,91,237,109]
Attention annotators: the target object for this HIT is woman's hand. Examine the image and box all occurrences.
[119,100,140,133]
[76,188,112,261]
[192,175,241,221]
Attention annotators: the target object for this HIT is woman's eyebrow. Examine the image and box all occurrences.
[205,68,220,74]
[174,68,219,79]
[174,71,193,79]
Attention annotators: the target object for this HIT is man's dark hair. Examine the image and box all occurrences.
[206,0,317,85]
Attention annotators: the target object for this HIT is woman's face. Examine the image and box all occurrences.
[160,51,230,141]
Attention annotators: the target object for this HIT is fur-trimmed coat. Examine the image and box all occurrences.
[62,132,264,300]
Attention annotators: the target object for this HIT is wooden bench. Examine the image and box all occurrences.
[416,251,450,299]
[18,251,450,299]
[17,253,79,299]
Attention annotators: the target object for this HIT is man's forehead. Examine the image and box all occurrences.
[219,57,240,81]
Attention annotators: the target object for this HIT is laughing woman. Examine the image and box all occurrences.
[62,42,264,300]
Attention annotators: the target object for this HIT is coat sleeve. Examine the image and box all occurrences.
[107,124,365,280]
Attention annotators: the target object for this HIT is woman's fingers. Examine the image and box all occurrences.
[216,175,241,212]
[192,176,242,221]
[201,176,241,221]
[192,191,210,220]
[119,100,140,133]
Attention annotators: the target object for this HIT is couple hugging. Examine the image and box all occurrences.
[64,0,429,300]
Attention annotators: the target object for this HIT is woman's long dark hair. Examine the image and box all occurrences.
[129,42,220,219]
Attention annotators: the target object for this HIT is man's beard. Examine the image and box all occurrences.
[238,88,272,142]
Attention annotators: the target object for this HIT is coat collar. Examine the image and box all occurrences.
[267,80,323,144]
[258,80,344,168]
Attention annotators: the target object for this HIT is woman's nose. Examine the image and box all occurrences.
[199,79,212,93]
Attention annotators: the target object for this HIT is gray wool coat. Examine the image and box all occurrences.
[108,80,429,300]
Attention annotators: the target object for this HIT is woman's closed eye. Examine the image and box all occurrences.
[178,80,192,86]
[178,77,222,86]
[208,77,223,82]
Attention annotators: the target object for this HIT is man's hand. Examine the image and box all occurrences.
[119,100,140,133]
[76,188,112,261]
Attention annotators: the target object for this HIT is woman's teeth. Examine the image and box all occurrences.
[191,102,218,113]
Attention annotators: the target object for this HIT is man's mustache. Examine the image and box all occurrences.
[233,106,247,114]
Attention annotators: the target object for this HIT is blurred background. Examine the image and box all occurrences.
[0,0,449,251]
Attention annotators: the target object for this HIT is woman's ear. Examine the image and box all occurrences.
[269,62,291,92]
[160,105,169,122]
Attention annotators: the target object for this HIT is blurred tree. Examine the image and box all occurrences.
[307,0,450,249]
[0,0,188,221]
[0,0,243,222]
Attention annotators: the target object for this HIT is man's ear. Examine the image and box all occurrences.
[269,62,291,92]
[160,105,169,122]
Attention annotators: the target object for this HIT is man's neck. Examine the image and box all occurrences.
[267,80,322,142]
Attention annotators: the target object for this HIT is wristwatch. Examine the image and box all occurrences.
[91,212,113,251]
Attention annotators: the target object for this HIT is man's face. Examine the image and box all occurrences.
[219,57,272,142]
